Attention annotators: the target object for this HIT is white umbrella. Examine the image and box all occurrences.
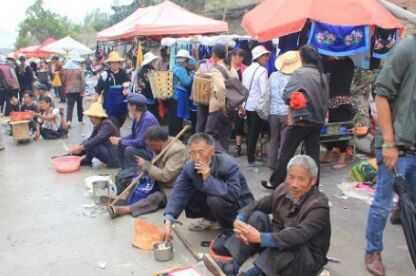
[41,36,93,56]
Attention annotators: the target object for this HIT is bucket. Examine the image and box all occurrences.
[153,242,174,262]
[92,180,111,205]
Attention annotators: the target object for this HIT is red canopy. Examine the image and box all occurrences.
[242,0,404,42]
[97,0,228,41]
[15,38,56,58]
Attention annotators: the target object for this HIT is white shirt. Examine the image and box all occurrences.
[269,71,291,116]
[242,62,270,112]
[40,107,61,131]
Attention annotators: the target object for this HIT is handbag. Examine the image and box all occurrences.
[127,174,157,205]
[253,67,270,120]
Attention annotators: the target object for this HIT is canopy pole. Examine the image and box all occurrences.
[379,0,416,23]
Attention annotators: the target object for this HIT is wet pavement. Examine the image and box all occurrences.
[0,106,413,276]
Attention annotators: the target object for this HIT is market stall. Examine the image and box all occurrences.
[14,37,56,59]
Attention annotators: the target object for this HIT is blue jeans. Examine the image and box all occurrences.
[365,149,416,252]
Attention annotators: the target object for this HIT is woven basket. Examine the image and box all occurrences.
[192,73,212,105]
[148,71,173,100]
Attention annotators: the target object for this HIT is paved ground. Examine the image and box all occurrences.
[0,107,414,276]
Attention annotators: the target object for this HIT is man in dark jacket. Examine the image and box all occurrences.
[15,56,34,101]
[110,93,159,169]
[69,100,120,168]
[161,133,254,236]
[205,155,331,276]
[265,45,329,189]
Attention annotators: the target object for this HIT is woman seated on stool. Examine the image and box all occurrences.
[69,100,121,168]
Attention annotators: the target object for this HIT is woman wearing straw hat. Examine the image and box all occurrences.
[137,52,160,119]
[267,51,302,169]
[69,100,121,168]
[95,51,130,128]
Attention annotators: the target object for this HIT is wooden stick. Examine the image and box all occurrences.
[173,226,201,261]
[109,125,190,206]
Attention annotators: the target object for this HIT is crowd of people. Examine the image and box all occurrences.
[1,32,416,276]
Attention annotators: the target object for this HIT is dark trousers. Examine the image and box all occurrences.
[185,191,240,229]
[109,115,127,129]
[246,111,266,163]
[267,115,289,169]
[233,114,245,137]
[269,125,321,187]
[205,110,235,153]
[168,99,183,137]
[130,190,167,217]
[54,87,65,103]
[196,104,209,133]
[324,104,352,153]
[0,89,17,116]
[225,211,318,276]
[66,93,83,123]
[118,144,152,169]
[83,144,120,168]
[147,102,159,121]
[40,128,62,140]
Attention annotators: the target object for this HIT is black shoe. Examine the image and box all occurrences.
[203,254,238,276]
[80,158,93,167]
[261,180,275,190]
[390,207,401,225]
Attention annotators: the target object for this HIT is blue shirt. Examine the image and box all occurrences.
[172,62,194,100]
[269,71,291,116]
[121,111,159,149]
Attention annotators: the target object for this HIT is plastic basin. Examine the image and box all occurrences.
[52,156,82,173]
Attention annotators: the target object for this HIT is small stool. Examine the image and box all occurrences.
[9,120,31,143]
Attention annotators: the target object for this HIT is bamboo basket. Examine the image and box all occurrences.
[192,73,212,105]
[148,71,173,100]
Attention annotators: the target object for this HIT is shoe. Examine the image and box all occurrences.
[261,180,275,190]
[247,161,263,168]
[80,158,93,167]
[365,252,385,276]
[390,206,401,225]
[67,121,71,129]
[188,218,222,232]
[0,144,4,151]
[203,254,238,276]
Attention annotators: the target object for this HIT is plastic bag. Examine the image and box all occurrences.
[132,219,163,250]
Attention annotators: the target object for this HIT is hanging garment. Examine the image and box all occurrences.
[308,22,370,56]
[372,27,398,59]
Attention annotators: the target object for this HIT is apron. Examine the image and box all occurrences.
[103,85,127,117]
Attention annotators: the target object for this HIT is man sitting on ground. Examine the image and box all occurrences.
[110,93,159,169]
[69,100,120,168]
[34,96,66,140]
[205,155,331,276]
[161,133,254,236]
[108,126,189,218]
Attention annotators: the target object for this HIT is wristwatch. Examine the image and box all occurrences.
[382,143,396,148]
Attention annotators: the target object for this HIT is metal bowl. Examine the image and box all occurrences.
[153,242,174,262]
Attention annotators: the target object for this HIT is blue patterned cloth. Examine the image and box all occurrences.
[308,22,370,56]
[269,71,291,116]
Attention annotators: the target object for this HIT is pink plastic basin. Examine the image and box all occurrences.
[52,156,82,173]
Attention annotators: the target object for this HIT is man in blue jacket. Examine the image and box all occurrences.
[110,93,159,169]
[161,133,254,237]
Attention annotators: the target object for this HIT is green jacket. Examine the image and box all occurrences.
[374,36,416,148]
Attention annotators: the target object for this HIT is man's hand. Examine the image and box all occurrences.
[382,147,399,170]
[110,136,121,146]
[10,97,19,105]
[161,220,173,242]
[238,108,246,118]
[136,156,145,167]
[195,161,210,181]
[70,145,83,155]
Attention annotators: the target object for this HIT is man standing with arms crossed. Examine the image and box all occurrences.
[365,34,416,276]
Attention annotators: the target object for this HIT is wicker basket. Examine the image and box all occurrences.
[192,73,212,105]
[148,71,173,100]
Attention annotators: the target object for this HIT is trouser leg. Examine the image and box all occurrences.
[119,145,152,169]
[206,195,240,228]
[269,126,308,187]
[225,211,273,265]
[168,99,183,136]
[66,93,76,123]
[86,144,120,168]
[303,126,321,185]
[205,110,234,153]
[196,104,209,133]
[76,93,83,122]
[267,114,281,169]
[246,111,263,163]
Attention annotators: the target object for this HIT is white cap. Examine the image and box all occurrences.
[252,45,271,61]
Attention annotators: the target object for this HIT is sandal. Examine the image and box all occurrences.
[234,145,241,157]
[332,163,346,170]
[106,205,117,219]
[261,180,275,190]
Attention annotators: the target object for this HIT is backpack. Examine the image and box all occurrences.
[0,64,19,90]
[214,65,249,111]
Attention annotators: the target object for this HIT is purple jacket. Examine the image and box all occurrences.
[121,111,159,148]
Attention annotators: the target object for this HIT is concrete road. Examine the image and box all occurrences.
[0,114,413,276]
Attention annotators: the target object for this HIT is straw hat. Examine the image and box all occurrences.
[275,51,302,74]
[251,45,271,61]
[142,52,160,66]
[175,49,195,61]
[104,51,125,63]
[83,100,108,118]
